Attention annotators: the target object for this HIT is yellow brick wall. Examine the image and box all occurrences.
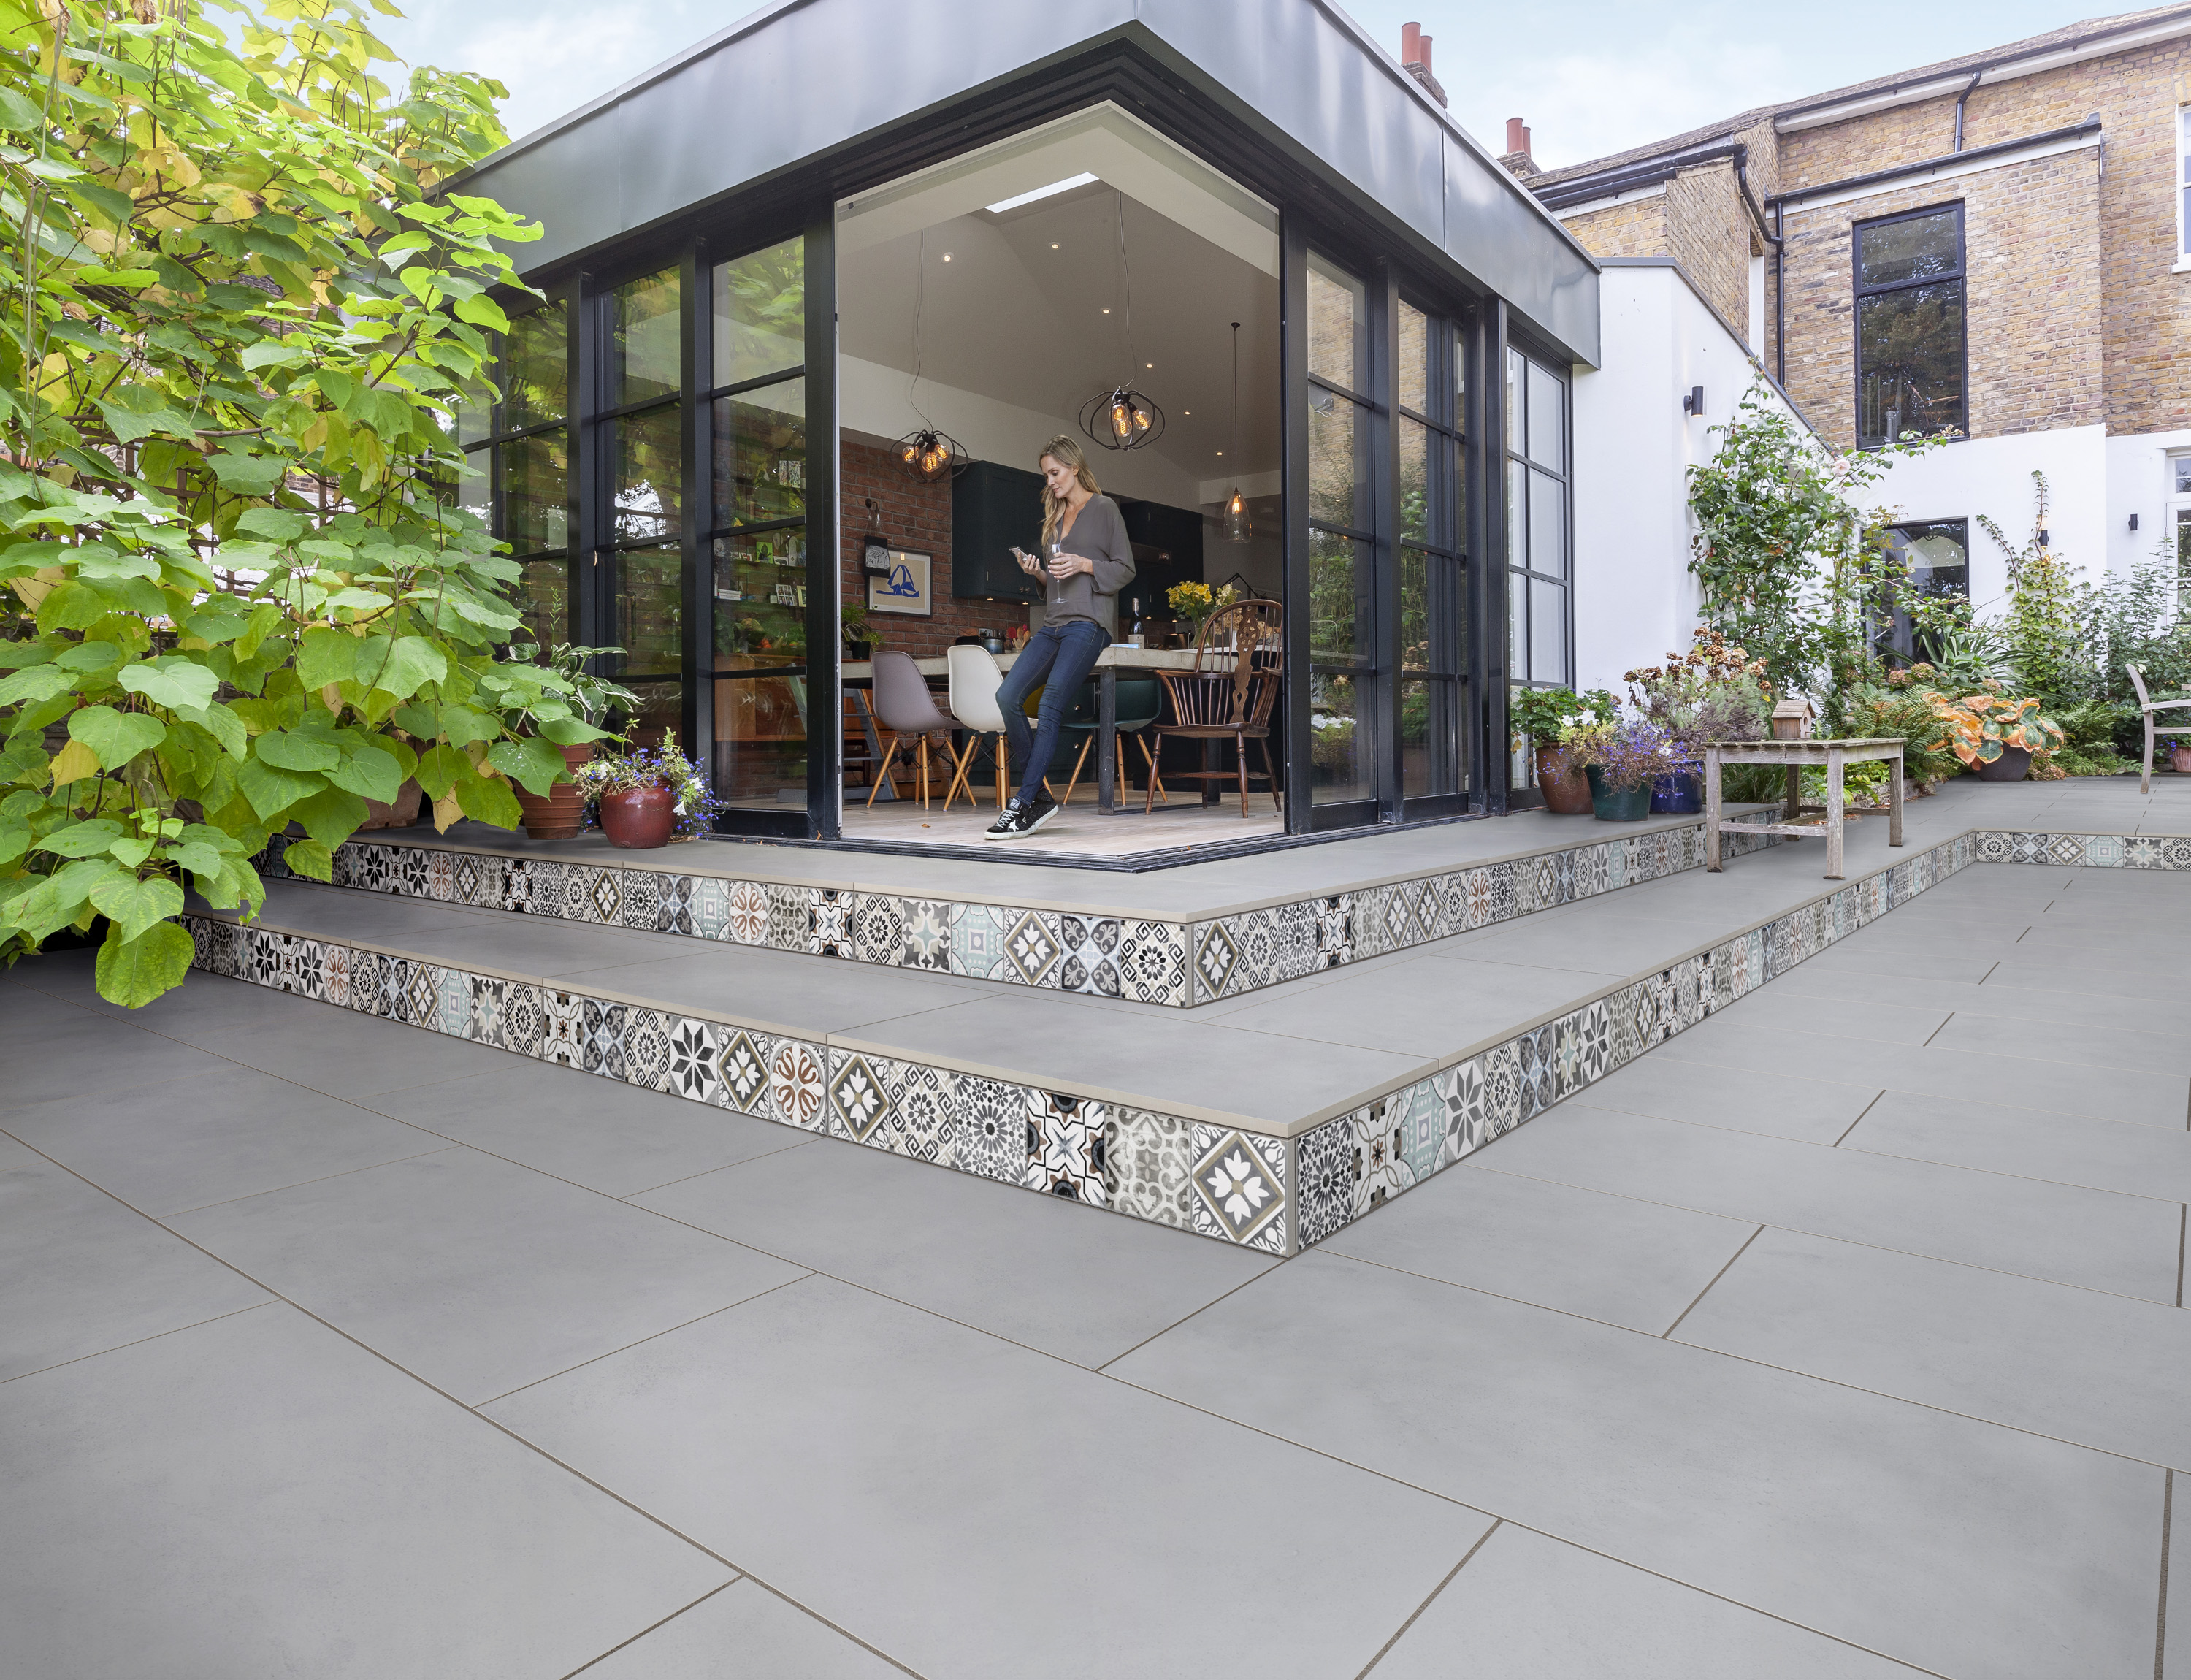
[1560,194,1670,260]
[1664,161,1754,340]
[1778,151,2104,449]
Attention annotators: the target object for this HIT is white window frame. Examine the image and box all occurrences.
[2165,450,2191,584]
[2175,106,2191,272]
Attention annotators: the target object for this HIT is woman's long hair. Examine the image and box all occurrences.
[1037,434,1102,551]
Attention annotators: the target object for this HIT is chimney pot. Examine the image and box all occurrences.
[1401,20,1421,64]
[1506,116,1527,154]
[1419,34,1432,80]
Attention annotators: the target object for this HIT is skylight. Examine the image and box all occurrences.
[982,172,1098,214]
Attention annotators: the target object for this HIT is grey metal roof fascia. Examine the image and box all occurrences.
[1595,256,1828,443]
[1764,118,2103,207]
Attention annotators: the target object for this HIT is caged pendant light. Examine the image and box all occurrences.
[895,229,966,484]
[1078,191,1165,452]
[1222,321,1250,544]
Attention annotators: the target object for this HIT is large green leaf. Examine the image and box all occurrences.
[237,756,324,819]
[97,387,202,445]
[454,771,524,828]
[68,705,167,769]
[96,918,197,1009]
[254,728,343,773]
[118,658,221,712]
[296,627,359,689]
[324,743,402,803]
[488,734,569,797]
[34,818,126,858]
[291,785,369,848]
[90,872,186,944]
[0,665,71,706]
[354,633,448,699]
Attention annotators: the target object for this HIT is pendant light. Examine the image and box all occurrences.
[1079,191,1164,452]
[1222,321,1250,544]
[895,228,966,484]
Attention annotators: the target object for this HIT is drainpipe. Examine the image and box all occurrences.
[1953,69,1981,151]
[1774,199,1786,388]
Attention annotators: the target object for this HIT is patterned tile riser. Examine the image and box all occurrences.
[183,913,1291,1256]
[259,817,1786,1013]
[1974,831,2191,870]
[1290,829,1983,1249]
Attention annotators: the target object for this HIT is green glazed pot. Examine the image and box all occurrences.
[1584,763,1651,821]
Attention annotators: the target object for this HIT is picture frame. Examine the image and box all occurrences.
[868,548,933,616]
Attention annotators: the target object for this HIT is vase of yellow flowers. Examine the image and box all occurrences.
[1167,580,1240,644]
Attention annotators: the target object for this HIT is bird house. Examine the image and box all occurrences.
[1771,698,1816,740]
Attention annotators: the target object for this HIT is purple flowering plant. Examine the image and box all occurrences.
[1549,712,1684,791]
[573,731,726,841]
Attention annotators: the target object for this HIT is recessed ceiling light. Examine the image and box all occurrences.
[1146,363,1153,369]
[1050,243,1060,250]
[983,172,1098,214]
[1183,410,1191,415]
[1215,451,1223,457]
[941,253,952,262]
[1102,308,1110,314]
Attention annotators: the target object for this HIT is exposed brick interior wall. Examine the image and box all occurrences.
[838,440,1001,660]
[1778,150,2104,450]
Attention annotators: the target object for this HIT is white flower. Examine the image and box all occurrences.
[1204,1150,1269,1225]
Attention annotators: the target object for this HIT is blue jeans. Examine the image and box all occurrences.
[996,618,1109,806]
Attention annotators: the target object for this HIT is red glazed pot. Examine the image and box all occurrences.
[514,743,596,840]
[1536,745,1594,814]
[598,784,676,849]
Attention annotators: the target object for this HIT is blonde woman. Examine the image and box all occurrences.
[987,435,1136,839]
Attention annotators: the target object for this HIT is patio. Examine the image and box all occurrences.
[5,775,2190,1676]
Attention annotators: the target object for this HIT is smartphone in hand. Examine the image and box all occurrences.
[1009,546,1041,576]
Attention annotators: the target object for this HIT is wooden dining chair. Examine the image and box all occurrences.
[2128,662,2191,793]
[1145,598,1285,816]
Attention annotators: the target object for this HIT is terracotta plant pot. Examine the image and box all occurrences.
[1535,745,1594,814]
[514,742,596,840]
[598,784,677,849]
[1584,764,1651,821]
[1975,746,2030,782]
[2171,744,2191,774]
[360,778,424,830]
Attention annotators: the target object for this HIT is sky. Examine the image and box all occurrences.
[372,0,2116,171]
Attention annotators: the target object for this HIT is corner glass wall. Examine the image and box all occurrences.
[605,269,684,741]
[1506,345,1570,789]
[1398,299,1469,807]
[457,302,570,648]
[705,238,809,809]
[1307,251,1377,809]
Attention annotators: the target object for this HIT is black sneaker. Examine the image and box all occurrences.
[1019,793,1060,834]
[984,800,1031,840]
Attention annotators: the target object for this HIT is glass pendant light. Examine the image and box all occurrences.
[1223,321,1250,543]
[1079,191,1164,452]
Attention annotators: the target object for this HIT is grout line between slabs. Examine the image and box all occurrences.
[557,1581,745,1680]
[1352,1519,1502,1679]
[1662,1226,1764,1339]
[1833,1090,1887,1148]
[0,1299,280,1388]
[2158,1470,2175,1680]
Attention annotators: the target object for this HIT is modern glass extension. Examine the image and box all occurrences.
[459,108,1569,852]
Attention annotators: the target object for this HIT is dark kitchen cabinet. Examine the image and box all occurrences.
[950,460,1047,602]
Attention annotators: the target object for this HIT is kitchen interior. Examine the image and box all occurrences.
[716,104,1285,855]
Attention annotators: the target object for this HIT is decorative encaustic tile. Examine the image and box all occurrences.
[1434,1056,1493,1166]
[901,898,952,970]
[1103,1108,1196,1230]
[1222,909,1282,993]
[1514,1025,1557,1120]
[852,896,903,966]
[1194,920,1242,1001]
[1390,1075,1444,1182]
[1117,921,1190,1004]
[718,1029,769,1112]
[662,1015,722,1102]
[725,879,769,945]
[614,870,662,932]
[1347,1097,1408,1217]
[1001,910,1062,987]
[424,850,457,903]
[957,1075,1032,1183]
[623,1009,673,1090]
[808,890,856,958]
[1272,899,1320,982]
[876,1059,956,1164]
[1028,1091,1106,1203]
[540,989,587,1066]
[768,1038,827,1129]
[949,904,1014,982]
[1188,1128,1287,1249]
[580,999,630,1080]
[1293,1115,1355,1246]
[827,1052,891,1142]
[762,884,812,952]
[1055,915,1124,998]
[1315,896,1353,969]
[690,877,732,942]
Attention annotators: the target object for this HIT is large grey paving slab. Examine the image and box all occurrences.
[634,1135,1272,1367]
[1439,911,1733,980]
[1980,952,2189,1004]
[1212,952,1604,1056]
[167,1148,808,1404]
[1569,1054,1879,1145]
[364,1059,811,1197]
[1930,1010,2191,1077]
[354,911,703,977]
[1109,1251,2163,1680]
[1675,1228,2191,1468]
[563,944,993,1035]
[1798,942,2009,985]
[839,990,1432,1131]
[1845,1089,2191,1201]
[243,877,501,941]
[486,1272,1493,1680]
[1321,1163,1757,1334]
[578,1578,910,1680]
[1371,1521,1927,1680]
[179,1000,524,1097]
[1479,1102,2181,1300]
[0,1133,269,1382]
[3,1062,447,1216]
[2168,1479,2191,1680]
[1654,1018,2191,1129]
[1690,988,1953,1048]
[1773,964,2190,1039]
[0,981,102,1044]
[0,1004,237,1104]
[0,1302,732,1679]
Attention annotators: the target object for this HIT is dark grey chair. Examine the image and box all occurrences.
[867,649,961,809]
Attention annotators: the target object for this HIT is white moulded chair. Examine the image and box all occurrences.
[943,644,1055,813]
[2129,662,2191,793]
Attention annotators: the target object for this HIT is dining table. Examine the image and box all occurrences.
[842,645,1204,813]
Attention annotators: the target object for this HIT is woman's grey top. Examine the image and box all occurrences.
[1045,493,1135,628]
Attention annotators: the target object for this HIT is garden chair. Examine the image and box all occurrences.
[2127,663,2191,793]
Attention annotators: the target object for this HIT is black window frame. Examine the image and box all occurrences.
[1851,201,1968,450]
[459,291,577,652]
[1880,516,1970,661]
[1504,335,1573,798]
[1393,287,1473,819]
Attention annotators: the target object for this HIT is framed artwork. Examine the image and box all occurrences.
[868,548,933,616]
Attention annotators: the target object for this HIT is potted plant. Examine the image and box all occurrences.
[1555,714,1676,821]
[1511,685,1615,814]
[841,603,880,660]
[575,732,725,849]
[1922,684,2065,782]
[484,643,642,839]
[1626,628,1774,812]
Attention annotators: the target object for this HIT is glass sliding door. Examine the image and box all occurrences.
[604,267,684,743]
[1306,251,1377,812]
[700,237,808,812]
[1505,345,1571,791]
[1397,300,1469,809]
[456,300,571,650]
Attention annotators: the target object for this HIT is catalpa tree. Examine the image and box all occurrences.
[0,0,599,1006]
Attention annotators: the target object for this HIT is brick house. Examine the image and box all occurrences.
[1518,5,2191,652]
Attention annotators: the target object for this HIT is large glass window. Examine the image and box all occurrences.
[1882,519,1969,660]
[605,269,684,741]
[455,302,568,649]
[1507,346,1570,790]
[704,238,808,809]
[1307,252,1376,806]
[1854,205,1965,448]
[1398,301,1469,803]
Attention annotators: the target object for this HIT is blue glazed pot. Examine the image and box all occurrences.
[1584,764,1651,821]
[1649,760,1705,814]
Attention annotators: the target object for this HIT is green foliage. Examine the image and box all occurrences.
[1686,381,1938,698]
[0,0,593,1007]
[1623,627,1773,744]
[1830,681,1962,785]
[1976,473,2090,706]
[1508,684,1614,747]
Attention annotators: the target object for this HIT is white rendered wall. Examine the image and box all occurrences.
[2106,427,2191,578]
[1569,264,1808,698]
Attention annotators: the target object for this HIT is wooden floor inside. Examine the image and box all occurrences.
[836,783,1284,859]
